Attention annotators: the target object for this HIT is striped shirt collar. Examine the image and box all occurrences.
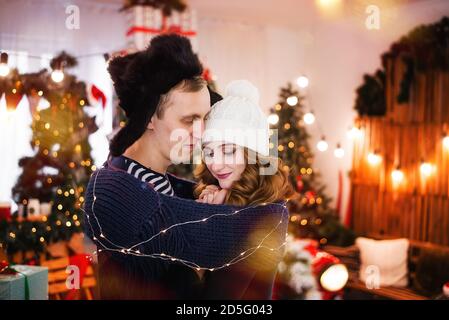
[122,156,174,196]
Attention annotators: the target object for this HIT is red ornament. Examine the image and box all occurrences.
[305,190,316,199]
[90,84,107,109]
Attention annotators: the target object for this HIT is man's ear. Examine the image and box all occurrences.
[147,116,155,130]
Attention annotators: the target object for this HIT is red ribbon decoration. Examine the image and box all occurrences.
[65,254,93,300]
[90,84,107,109]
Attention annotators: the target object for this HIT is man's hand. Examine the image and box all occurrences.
[196,185,228,204]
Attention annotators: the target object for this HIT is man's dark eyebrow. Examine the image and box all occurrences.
[181,114,202,120]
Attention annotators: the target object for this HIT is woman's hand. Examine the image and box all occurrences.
[196,185,228,204]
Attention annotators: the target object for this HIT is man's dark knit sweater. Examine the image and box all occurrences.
[84,155,288,299]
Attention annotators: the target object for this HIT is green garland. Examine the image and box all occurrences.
[355,16,449,116]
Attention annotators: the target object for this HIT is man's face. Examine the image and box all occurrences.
[148,86,210,164]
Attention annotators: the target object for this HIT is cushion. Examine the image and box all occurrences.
[356,237,409,287]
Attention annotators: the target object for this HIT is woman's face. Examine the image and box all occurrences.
[202,142,246,189]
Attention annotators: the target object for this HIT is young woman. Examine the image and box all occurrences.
[193,80,295,299]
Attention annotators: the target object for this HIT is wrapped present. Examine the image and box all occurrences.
[125,5,197,51]
[0,262,48,300]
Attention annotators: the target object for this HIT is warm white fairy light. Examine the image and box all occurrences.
[0,64,9,77]
[286,96,298,106]
[84,168,289,272]
[267,113,279,125]
[317,136,328,152]
[51,68,64,83]
[334,143,344,158]
[391,167,404,184]
[296,75,309,89]
[303,112,315,125]
[420,162,434,177]
[346,125,363,140]
[443,134,449,150]
[367,151,382,165]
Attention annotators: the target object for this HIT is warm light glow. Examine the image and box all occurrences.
[286,96,298,106]
[51,69,64,83]
[316,0,342,12]
[334,144,344,158]
[320,263,349,292]
[296,75,309,89]
[347,126,363,140]
[391,169,404,184]
[317,137,328,152]
[267,113,279,125]
[0,63,10,77]
[420,162,435,177]
[367,152,382,165]
[303,112,315,125]
[443,135,449,149]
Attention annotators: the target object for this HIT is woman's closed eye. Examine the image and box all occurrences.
[222,145,236,156]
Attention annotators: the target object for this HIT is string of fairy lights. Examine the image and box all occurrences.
[354,124,449,186]
[0,51,111,83]
[83,167,290,272]
[267,75,349,160]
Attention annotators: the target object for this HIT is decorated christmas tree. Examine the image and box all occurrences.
[0,52,98,261]
[268,83,354,247]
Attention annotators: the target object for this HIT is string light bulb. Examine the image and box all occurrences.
[303,111,315,125]
[51,61,64,83]
[420,161,434,177]
[296,75,309,89]
[286,95,298,106]
[346,125,363,140]
[267,113,279,125]
[391,166,404,184]
[0,52,10,77]
[317,136,328,152]
[443,133,449,150]
[334,143,344,158]
[367,151,382,165]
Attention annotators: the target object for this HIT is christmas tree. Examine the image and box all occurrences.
[268,83,354,247]
[0,52,98,260]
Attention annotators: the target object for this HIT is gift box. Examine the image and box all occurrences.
[124,5,197,51]
[0,265,48,300]
[0,202,11,221]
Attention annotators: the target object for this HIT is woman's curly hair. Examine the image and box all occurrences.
[194,148,296,206]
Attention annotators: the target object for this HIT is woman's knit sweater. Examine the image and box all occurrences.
[83,156,289,299]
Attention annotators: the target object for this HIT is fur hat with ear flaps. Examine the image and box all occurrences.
[108,34,204,156]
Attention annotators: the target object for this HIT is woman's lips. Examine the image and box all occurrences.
[216,172,231,180]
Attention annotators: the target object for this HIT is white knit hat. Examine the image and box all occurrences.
[203,80,270,156]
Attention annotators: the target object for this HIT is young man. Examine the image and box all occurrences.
[88,34,219,299]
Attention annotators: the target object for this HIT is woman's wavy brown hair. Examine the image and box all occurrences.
[193,148,296,206]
